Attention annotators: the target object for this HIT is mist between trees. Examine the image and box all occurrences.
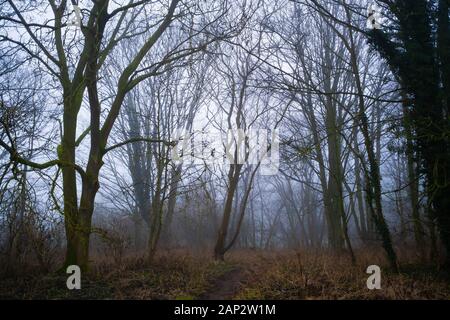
[0,0,449,277]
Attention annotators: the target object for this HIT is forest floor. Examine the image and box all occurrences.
[198,267,245,300]
[1,249,450,299]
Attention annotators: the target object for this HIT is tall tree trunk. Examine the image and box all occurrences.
[61,102,81,269]
[214,164,242,260]
[346,11,398,271]
[147,163,165,262]
[303,97,340,249]
[223,164,259,253]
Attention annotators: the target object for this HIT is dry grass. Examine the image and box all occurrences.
[231,249,450,300]
[0,250,233,300]
[1,249,449,299]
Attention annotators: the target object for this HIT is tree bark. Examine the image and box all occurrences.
[214,164,242,260]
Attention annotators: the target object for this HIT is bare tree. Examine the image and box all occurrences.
[0,0,244,270]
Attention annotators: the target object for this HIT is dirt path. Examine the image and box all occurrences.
[198,267,245,300]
